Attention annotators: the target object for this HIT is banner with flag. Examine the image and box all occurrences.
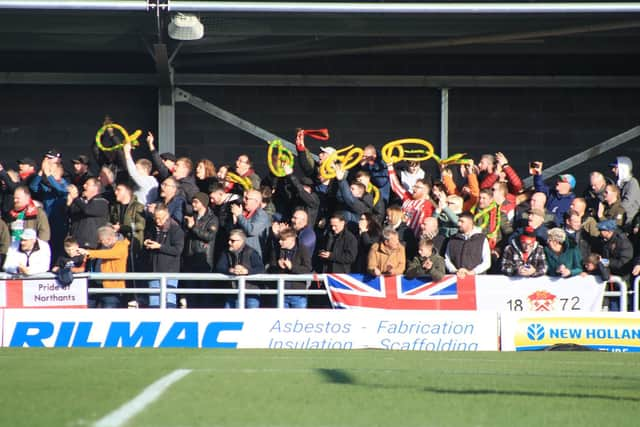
[324,274,605,311]
[325,274,477,310]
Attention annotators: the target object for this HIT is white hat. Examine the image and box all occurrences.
[320,146,336,154]
[21,229,37,240]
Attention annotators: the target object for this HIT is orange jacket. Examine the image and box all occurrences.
[443,173,479,212]
[87,239,129,289]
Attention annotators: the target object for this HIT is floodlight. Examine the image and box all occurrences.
[168,13,204,41]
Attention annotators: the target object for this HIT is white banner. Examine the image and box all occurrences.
[475,275,605,312]
[501,312,640,352]
[0,278,87,308]
[2,309,499,351]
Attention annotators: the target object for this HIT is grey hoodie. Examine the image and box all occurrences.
[615,156,640,225]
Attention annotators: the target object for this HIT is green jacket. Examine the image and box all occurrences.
[544,241,583,277]
[405,252,446,281]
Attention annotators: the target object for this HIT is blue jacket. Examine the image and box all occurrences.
[534,175,575,226]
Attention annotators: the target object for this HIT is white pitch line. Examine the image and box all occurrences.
[93,369,192,427]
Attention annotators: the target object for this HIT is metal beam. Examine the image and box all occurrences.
[440,88,449,159]
[153,43,174,105]
[158,89,175,154]
[522,125,640,188]
[4,73,640,88]
[0,0,149,10]
[174,87,317,160]
[171,2,640,14]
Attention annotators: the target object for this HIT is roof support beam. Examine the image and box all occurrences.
[170,2,640,14]
[4,73,640,88]
[0,1,149,11]
[522,126,640,188]
[175,87,317,160]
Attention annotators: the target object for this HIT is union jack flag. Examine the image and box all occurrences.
[324,274,477,310]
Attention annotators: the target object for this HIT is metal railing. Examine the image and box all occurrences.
[1,272,633,311]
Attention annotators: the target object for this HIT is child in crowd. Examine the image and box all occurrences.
[51,236,86,273]
[581,252,610,281]
[405,238,446,281]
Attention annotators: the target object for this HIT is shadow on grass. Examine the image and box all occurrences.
[420,386,640,402]
[317,368,355,385]
[316,369,639,402]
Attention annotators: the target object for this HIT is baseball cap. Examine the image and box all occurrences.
[72,155,90,165]
[597,219,617,232]
[160,152,177,162]
[557,174,576,190]
[44,149,62,159]
[20,229,37,240]
[17,157,37,168]
[519,226,536,243]
[319,146,336,155]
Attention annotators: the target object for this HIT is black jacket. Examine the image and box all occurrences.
[69,195,110,249]
[600,231,634,276]
[184,209,218,271]
[268,244,312,289]
[215,244,265,289]
[144,218,185,273]
[319,228,358,273]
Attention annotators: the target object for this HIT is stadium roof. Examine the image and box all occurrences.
[2,1,640,82]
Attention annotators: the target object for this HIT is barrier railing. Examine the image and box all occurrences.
[634,276,639,313]
[603,275,628,312]
[0,272,630,311]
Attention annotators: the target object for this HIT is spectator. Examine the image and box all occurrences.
[79,225,129,309]
[145,131,174,182]
[334,164,373,231]
[387,159,435,237]
[268,227,312,308]
[385,205,418,259]
[0,157,38,196]
[195,158,217,194]
[400,161,425,194]
[480,152,523,195]
[231,189,269,258]
[417,216,445,257]
[610,156,640,227]
[68,177,109,249]
[564,209,592,261]
[51,236,86,274]
[471,188,512,252]
[514,191,555,230]
[183,192,219,308]
[355,145,390,204]
[110,182,146,267]
[544,228,583,278]
[445,212,491,278]
[405,238,446,281]
[533,172,576,227]
[234,154,261,191]
[209,181,241,262]
[477,153,496,186]
[354,212,382,273]
[510,208,549,246]
[367,227,406,276]
[5,185,50,243]
[3,228,51,275]
[143,203,184,308]
[501,228,547,277]
[318,212,358,273]
[215,229,264,308]
[152,176,186,226]
[597,219,634,279]
[290,208,316,256]
[280,164,320,227]
[581,253,610,281]
[71,155,92,188]
[353,170,386,224]
[597,184,626,228]
[173,157,199,202]
[491,181,517,223]
[434,194,462,239]
[122,139,158,206]
[0,218,9,266]
[584,171,608,219]
[442,163,480,213]
[98,166,116,205]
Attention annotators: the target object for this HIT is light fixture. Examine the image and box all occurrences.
[168,13,204,41]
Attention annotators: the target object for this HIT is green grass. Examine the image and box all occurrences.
[0,350,639,427]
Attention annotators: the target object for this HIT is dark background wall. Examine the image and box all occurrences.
[1,84,638,195]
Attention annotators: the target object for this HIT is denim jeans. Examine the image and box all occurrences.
[148,279,178,308]
[225,296,260,309]
[284,295,307,309]
[88,295,121,309]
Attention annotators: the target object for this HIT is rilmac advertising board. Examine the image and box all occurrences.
[2,309,498,350]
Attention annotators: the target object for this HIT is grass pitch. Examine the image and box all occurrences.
[0,350,638,427]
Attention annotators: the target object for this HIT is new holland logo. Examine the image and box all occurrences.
[527,324,545,341]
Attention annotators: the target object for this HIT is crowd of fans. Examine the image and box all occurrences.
[0,127,639,310]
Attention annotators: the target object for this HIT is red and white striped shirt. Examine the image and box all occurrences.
[388,166,434,237]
